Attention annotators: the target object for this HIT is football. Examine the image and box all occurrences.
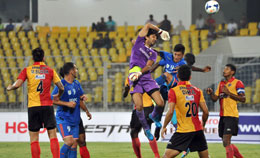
[205,0,220,14]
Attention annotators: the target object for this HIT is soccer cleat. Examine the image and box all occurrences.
[181,148,190,158]
[145,129,154,141]
[149,114,162,128]
[154,127,161,141]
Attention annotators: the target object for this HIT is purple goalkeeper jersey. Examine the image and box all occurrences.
[130,36,157,69]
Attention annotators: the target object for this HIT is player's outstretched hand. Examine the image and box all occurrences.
[80,94,87,101]
[161,127,167,139]
[67,101,76,108]
[6,84,12,91]
[129,72,142,82]
[206,88,213,95]
[86,111,92,120]
[203,66,211,72]
[158,29,170,41]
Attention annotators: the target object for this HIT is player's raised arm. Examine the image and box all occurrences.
[139,23,170,40]
[206,88,219,102]
[191,66,211,72]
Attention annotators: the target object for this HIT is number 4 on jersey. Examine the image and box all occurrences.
[37,80,44,94]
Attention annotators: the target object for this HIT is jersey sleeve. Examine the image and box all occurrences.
[78,81,84,96]
[148,49,157,63]
[200,90,206,103]
[51,86,59,100]
[236,80,245,94]
[134,36,145,45]
[215,83,220,96]
[53,70,61,84]
[168,89,177,103]
[159,59,166,66]
[17,68,27,81]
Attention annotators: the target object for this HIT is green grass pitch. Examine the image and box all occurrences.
[0,142,259,157]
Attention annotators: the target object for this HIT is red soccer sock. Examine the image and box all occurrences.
[132,138,141,158]
[31,141,41,158]
[225,145,234,158]
[80,146,90,158]
[231,144,243,158]
[50,138,60,158]
[149,138,160,158]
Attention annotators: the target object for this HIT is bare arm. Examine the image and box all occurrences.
[141,60,154,74]
[161,102,175,139]
[139,23,160,37]
[198,102,209,127]
[55,81,64,98]
[150,62,160,73]
[6,79,24,91]
[206,88,219,102]
[53,100,76,108]
[80,100,92,120]
[191,66,211,72]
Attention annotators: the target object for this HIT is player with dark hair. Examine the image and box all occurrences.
[7,48,64,158]
[128,23,170,141]
[51,62,89,158]
[207,64,245,158]
[161,65,209,158]
[124,78,160,158]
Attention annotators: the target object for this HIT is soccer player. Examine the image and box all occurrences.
[78,97,92,158]
[206,64,245,158]
[6,48,64,158]
[128,23,170,140]
[124,78,160,158]
[161,65,209,158]
[51,62,86,158]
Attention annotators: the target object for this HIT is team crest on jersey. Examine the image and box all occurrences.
[228,83,232,87]
[68,90,72,95]
[35,74,45,79]
[185,95,194,101]
[149,52,152,56]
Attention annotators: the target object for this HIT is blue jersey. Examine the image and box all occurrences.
[159,51,187,80]
[52,79,84,126]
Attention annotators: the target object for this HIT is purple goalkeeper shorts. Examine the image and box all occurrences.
[129,73,159,94]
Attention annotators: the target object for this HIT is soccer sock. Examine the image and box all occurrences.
[225,145,234,158]
[60,144,71,158]
[151,106,163,119]
[69,147,77,158]
[136,110,150,130]
[30,141,41,158]
[231,144,243,158]
[50,138,60,158]
[149,138,160,158]
[80,146,90,158]
[131,138,141,158]
[155,75,166,86]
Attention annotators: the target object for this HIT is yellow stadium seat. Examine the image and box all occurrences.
[93,57,102,67]
[109,32,117,39]
[0,31,7,38]
[94,87,102,103]
[24,49,32,56]
[0,49,3,56]
[72,49,80,56]
[127,32,135,39]
[162,42,171,52]
[44,49,51,56]
[69,42,77,50]
[79,26,87,33]
[80,71,88,81]
[15,50,23,56]
[90,49,98,56]
[17,58,24,68]
[117,32,126,38]
[100,48,107,56]
[22,43,30,50]
[88,32,97,39]
[0,94,6,103]
[117,26,125,32]
[60,43,67,50]
[248,22,257,30]
[189,24,196,31]
[5,49,13,56]
[127,26,135,33]
[245,87,252,104]
[52,26,60,33]
[52,49,61,56]
[181,30,189,38]
[8,31,16,38]
[192,47,200,56]
[191,40,199,49]
[249,29,258,36]
[8,92,16,103]
[136,25,143,32]
[18,31,25,39]
[12,42,21,51]
[200,30,209,41]
[84,59,93,67]
[97,67,104,75]
[78,43,87,50]
[89,71,97,81]
[28,31,35,39]
[81,48,89,56]
[201,41,209,50]
[70,26,78,33]
[3,42,11,51]
[240,29,248,36]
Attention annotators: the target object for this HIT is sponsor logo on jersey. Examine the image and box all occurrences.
[35,74,45,79]
[185,95,194,101]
